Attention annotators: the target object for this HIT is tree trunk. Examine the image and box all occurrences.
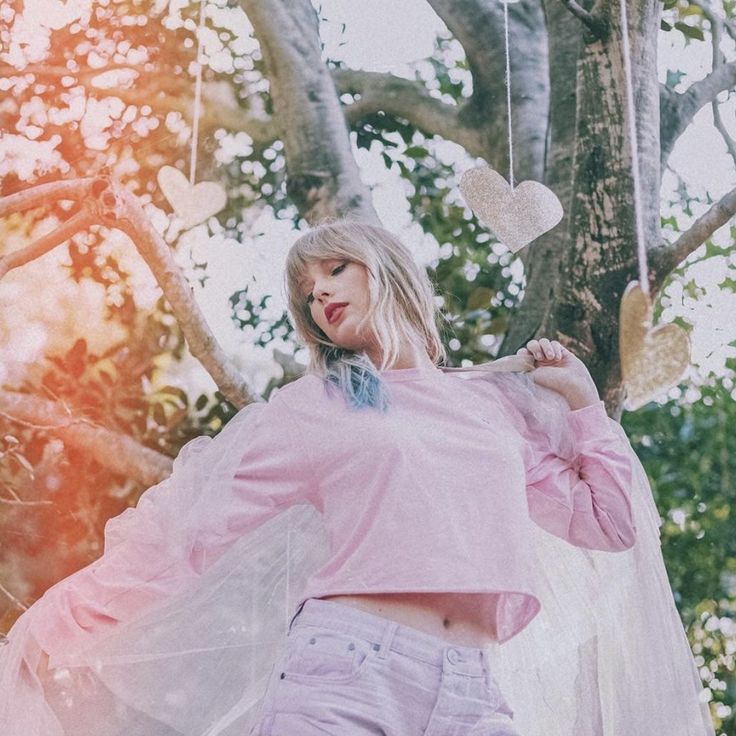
[552,0,661,417]
[241,0,379,224]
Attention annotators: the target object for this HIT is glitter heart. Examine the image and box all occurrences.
[459,166,564,252]
[619,280,691,411]
[157,166,227,230]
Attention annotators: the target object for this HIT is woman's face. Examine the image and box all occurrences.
[301,257,377,354]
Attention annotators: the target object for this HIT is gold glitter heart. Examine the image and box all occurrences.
[459,166,564,252]
[619,281,691,411]
[157,166,227,230]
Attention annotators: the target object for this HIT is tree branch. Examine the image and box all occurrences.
[0,178,97,217]
[712,98,736,166]
[241,0,379,224]
[557,0,608,37]
[332,68,485,157]
[677,60,736,117]
[692,0,736,43]
[0,62,148,83]
[660,59,736,166]
[0,177,262,408]
[650,185,736,284]
[0,579,28,612]
[0,391,173,486]
[1,58,479,161]
[0,208,96,279]
[702,2,736,167]
[0,63,275,145]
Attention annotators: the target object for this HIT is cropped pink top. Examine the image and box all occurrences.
[227,364,636,643]
[32,364,637,656]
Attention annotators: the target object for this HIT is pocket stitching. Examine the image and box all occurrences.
[281,629,376,685]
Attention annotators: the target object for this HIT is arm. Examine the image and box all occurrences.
[483,373,637,552]
[521,398,637,551]
[29,391,315,669]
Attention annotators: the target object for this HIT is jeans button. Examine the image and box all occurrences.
[446,648,461,665]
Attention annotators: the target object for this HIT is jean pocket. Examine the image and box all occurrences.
[280,627,376,685]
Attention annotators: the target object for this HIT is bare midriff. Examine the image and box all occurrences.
[319,592,499,648]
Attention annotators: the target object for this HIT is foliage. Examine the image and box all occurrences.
[0,300,237,628]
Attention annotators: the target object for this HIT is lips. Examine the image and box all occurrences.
[326,302,348,324]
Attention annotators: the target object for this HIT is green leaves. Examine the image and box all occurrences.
[674,21,705,41]
[660,1,706,43]
[623,381,736,725]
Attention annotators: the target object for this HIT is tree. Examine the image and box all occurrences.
[0,0,734,727]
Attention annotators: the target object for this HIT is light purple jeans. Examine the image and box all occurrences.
[249,597,521,736]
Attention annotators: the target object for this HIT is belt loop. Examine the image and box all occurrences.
[481,647,493,686]
[376,621,399,660]
[288,599,308,634]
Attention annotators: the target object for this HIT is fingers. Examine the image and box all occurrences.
[516,338,566,361]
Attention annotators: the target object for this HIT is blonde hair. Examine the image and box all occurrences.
[283,219,448,410]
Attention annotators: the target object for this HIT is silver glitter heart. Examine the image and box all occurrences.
[157,166,227,230]
[460,166,564,252]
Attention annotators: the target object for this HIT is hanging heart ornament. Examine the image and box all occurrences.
[619,280,691,411]
[459,166,564,252]
[157,165,227,230]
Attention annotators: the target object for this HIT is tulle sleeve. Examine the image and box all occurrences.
[29,390,316,670]
[466,368,714,735]
[486,376,637,552]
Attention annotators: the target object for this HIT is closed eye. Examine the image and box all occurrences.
[305,262,347,305]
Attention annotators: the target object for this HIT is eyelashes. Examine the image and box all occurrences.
[305,262,346,306]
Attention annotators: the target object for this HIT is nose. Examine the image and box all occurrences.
[311,279,333,304]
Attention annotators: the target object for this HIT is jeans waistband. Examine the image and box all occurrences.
[288,597,500,677]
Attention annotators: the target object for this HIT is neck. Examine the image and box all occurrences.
[367,345,435,372]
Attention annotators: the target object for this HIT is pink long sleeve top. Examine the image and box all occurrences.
[227,364,636,643]
[32,364,636,660]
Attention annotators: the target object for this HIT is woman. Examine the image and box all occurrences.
[0,220,714,735]
[245,221,634,735]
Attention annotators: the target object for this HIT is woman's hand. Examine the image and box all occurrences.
[516,338,600,410]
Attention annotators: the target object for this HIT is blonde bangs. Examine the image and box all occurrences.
[282,219,447,408]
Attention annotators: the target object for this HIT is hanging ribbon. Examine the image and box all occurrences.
[157,0,227,232]
[458,0,563,253]
[617,0,690,411]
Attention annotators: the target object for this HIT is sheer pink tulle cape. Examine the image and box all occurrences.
[0,360,715,735]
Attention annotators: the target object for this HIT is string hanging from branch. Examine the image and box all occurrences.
[157,0,227,232]
[616,0,691,411]
[458,0,563,253]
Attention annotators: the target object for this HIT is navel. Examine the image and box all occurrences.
[442,617,451,629]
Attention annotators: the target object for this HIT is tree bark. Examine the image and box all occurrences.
[426,0,549,178]
[552,0,662,415]
[498,0,585,359]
